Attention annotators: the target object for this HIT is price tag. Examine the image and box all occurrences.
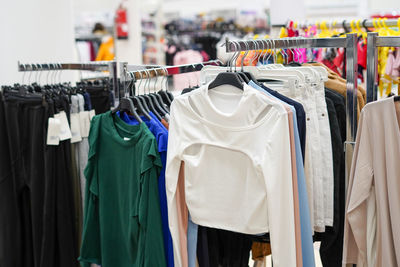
[79,111,90,138]
[46,117,61,145]
[89,110,96,121]
[54,111,72,141]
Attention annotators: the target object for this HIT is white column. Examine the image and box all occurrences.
[116,0,143,65]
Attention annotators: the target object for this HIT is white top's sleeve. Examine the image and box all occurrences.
[165,101,183,267]
[262,111,297,267]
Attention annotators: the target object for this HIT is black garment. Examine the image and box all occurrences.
[259,84,306,162]
[198,227,253,267]
[0,91,20,267]
[313,91,346,267]
[87,87,111,114]
[0,92,79,267]
[325,88,346,142]
[3,94,49,267]
[197,226,210,267]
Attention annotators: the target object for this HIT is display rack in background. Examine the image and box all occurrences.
[142,11,165,65]
[366,32,400,103]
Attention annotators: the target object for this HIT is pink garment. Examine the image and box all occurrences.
[392,48,400,78]
[173,50,204,91]
[385,50,395,78]
[294,48,307,63]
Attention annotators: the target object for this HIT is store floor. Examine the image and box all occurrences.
[248,243,323,267]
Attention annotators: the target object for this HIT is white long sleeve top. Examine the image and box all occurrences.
[165,84,297,267]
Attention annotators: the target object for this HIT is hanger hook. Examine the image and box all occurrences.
[249,40,258,66]
[229,41,236,72]
[144,69,150,95]
[228,41,237,72]
[163,67,169,91]
[160,67,166,90]
[234,41,242,72]
[22,64,26,84]
[262,39,269,66]
[153,68,159,92]
[280,40,288,64]
[241,41,250,72]
[46,64,52,85]
[257,40,265,64]
[58,63,62,83]
[127,72,135,97]
[137,70,143,95]
[38,64,44,85]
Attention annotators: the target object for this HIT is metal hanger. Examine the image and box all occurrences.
[148,69,167,116]
[142,69,162,120]
[128,72,151,120]
[157,66,173,106]
[135,70,151,114]
[152,69,170,113]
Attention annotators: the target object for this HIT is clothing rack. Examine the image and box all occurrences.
[225,34,359,193]
[293,18,400,30]
[366,32,400,103]
[17,61,119,104]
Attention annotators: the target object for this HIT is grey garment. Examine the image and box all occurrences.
[79,93,97,267]
[76,94,89,210]
[70,95,83,249]
[77,139,89,208]
[71,95,79,114]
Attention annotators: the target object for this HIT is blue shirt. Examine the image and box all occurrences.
[249,81,315,267]
[118,111,175,267]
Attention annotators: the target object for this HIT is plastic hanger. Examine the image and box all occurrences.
[208,41,244,90]
[112,73,142,123]
[200,43,245,84]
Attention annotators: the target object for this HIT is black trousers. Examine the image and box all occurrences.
[0,92,21,267]
[0,94,78,267]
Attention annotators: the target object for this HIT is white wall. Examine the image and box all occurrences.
[0,0,77,85]
[368,0,400,14]
[162,0,270,17]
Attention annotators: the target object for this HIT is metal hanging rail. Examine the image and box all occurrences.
[366,32,400,103]
[226,34,358,194]
[18,62,113,72]
[17,61,119,105]
[122,60,222,81]
[295,18,400,30]
[225,37,348,51]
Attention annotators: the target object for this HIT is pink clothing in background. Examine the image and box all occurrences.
[173,50,204,91]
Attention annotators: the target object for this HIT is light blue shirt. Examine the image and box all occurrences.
[249,81,315,267]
